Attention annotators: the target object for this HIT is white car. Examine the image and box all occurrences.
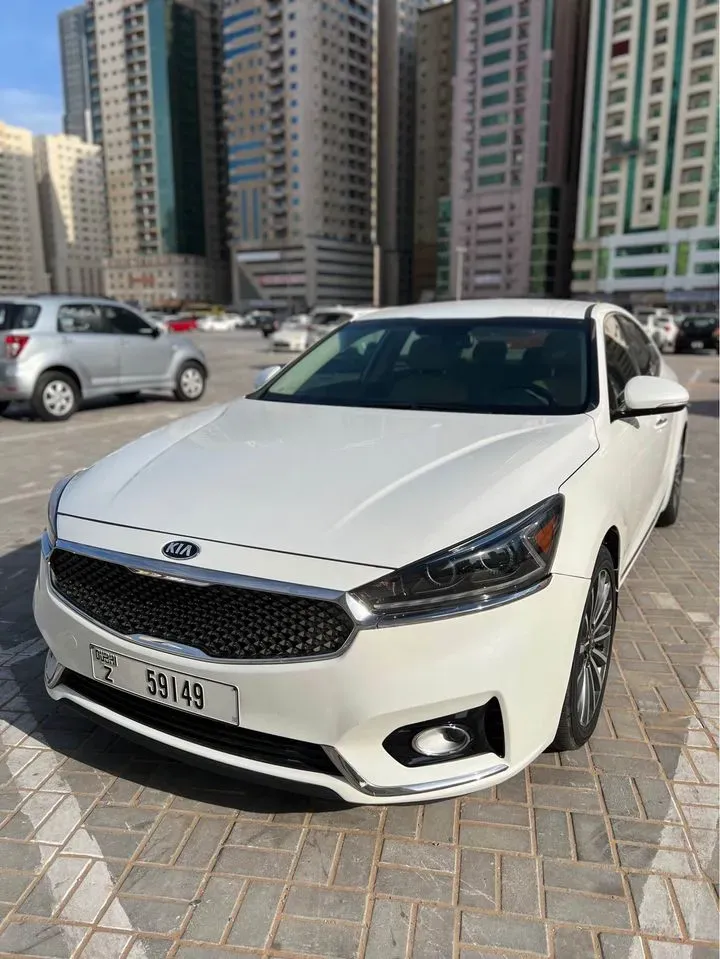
[34,299,688,804]
[270,314,311,352]
[196,313,242,332]
[272,307,375,352]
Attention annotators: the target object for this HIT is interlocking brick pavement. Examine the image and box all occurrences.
[0,336,716,958]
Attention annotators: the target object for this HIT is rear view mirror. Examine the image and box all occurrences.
[619,376,689,418]
[254,365,283,390]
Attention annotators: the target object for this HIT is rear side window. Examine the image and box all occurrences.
[0,303,41,330]
[57,304,109,334]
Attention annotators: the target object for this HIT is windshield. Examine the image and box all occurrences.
[683,315,717,329]
[0,302,41,331]
[255,317,594,415]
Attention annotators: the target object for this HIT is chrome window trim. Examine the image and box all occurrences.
[42,533,370,664]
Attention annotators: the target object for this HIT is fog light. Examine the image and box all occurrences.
[44,651,65,689]
[411,724,471,758]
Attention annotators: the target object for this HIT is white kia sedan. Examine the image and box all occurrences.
[34,300,688,804]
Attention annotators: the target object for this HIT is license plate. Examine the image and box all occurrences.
[691,340,704,349]
[89,646,239,724]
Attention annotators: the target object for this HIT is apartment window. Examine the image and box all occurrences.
[478,172,506,186]
[650,77,664,94]
[481,111,509,127]
[647,127,660,142]
[607,112,625,128]
[678,191,700,207]
[479,152,506,166]
[651,51,666,69]
[686,116,708,134]
[681,167,703,183]
[642,174,656,189]
[602,180,620,195]
[480,131,507,147]
[608,88,627,104]
[649,102,662,118]
[483,49,510,66]
[613,16,631,33]
[600,202,617,217]
[654,28,668,43]
[485,7,512,25]
[484,27,512,44]
[684,142,706,158]
[645,150,658,165]
[695,14,717,33]
[676,215,698,228]
[604,158,621,173]
[613,0,631,8]
[656,3,669,20]
[693,39,715,57]
[482,91,509,107]
[690,66,713,83]
[612,39,630,57]
[482,70,510,87]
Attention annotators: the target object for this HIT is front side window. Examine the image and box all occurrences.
[618,314,660,375]
[604,315,640,414]
[103,306,154,335]
[255,317,595,416]
[57,303,108,334]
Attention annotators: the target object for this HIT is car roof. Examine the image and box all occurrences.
[0,294,118,305]
[350,298,608,323]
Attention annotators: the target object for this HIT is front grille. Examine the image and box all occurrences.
[50,549,355,661]
[62,669,340,777]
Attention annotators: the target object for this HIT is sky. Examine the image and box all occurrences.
[0,0,69,134]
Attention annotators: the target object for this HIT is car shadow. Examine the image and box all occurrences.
[0,393,174,422]
[0,541,347,813]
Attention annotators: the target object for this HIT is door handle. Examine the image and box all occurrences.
[654,416,669,429]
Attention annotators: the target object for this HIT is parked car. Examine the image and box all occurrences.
[256,312,280,338]
[0,296,208,421]
[634,311,678,354]
[272,306,375,353]
[674,314,719,353]
[165,315,198,333]
[196,313,242,332]
[34,299,688,803]
[270,314,311,352]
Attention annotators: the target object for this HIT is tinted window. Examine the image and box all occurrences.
[618,314,660,375]
[0,303,41,331]
[57,304,108,334]
[604,315,639,414]
[682,315,716,330]
[103,306,153,335]
[256,317,594,415]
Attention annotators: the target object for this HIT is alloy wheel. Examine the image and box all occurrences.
[180,367,204,399]
[43,380,75,417]
[575,568,613,728]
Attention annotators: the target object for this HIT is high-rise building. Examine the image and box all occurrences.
[376,0,434,305]
[34,134,109,295]
[412,0,454,301]
[88,0,226,306]
[572,0,719,310]
[449,0,590,299]
[0,123,50,295]
[223,0,374,309]
[59,5,94,142]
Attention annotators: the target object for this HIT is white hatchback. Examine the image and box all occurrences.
[34,300,688,803]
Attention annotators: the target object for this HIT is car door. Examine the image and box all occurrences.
[56,302,121,393]
[616,312,676,519]
[602,314,666,560]
[103,305,174,389]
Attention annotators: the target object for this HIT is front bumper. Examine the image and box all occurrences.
[34,532,589,804]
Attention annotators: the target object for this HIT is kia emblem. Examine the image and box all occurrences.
[161,540,200,561]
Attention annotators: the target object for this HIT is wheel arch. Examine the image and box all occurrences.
[38,366,83,397]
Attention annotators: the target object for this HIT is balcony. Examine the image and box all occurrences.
[266,2,282,19]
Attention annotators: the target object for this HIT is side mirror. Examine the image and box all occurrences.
[254,365,283,390]
[150,325,162,338]
[618,375,689,418]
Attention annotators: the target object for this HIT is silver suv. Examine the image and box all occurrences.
[0,296,208,421]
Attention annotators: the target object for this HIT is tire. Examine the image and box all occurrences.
[174,361,206,402]
[657,439,685,528]
[116,391,141,403]
[32,372,79,422]
[0,401,9,416]
[549,546,617,752]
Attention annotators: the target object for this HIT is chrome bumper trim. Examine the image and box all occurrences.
[324,746,509,798]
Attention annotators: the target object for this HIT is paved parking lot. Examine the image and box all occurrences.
[0,332,717,959]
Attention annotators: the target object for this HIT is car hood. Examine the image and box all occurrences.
[60,400,599,569]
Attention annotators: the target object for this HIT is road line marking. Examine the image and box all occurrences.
[688,368,703,385]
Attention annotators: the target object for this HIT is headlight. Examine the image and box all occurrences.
[47,471,86,545]
[350,495,564,622]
